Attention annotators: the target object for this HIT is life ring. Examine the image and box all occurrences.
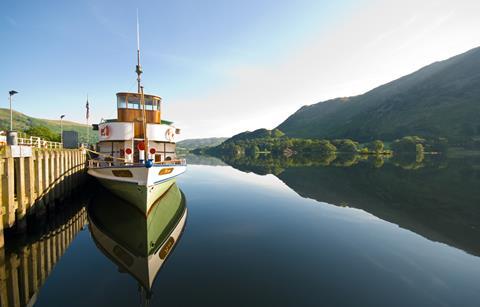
[165,127,175,142]
[100,125,110,138]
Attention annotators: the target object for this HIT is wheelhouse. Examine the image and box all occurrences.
[94,92,180,164]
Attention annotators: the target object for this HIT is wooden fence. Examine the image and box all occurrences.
[0,146,87,247]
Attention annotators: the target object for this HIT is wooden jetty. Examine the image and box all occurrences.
[0,205,87,307]
[0,145,87,247]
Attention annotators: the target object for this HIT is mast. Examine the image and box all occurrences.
[141,86,147,154]
[137,11,148,163]
[86,94,90,145]
[136,9,143,94]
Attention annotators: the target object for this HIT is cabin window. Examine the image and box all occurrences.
[117,96,127,109]
[145,97,154,111]
[127,95,141,109]
[118,94,160,111]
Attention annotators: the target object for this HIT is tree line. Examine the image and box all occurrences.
[194,131,447,158]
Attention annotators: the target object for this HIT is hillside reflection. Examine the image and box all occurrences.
[214,153,480,256]
[88,182,187,304]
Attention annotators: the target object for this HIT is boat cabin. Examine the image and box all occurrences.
[117,92,161,137]
[94,92,180,164]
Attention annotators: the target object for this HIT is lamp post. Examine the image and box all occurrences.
[8,90,18,131]
[60,114,65,145]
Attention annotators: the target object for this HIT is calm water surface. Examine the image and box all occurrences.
[5,155,480,306]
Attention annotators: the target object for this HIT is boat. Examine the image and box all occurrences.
[88,182,187,301]
[87,18,186,214]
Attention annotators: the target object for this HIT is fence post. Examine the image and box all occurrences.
[48,151,55,209]
[15,155,28,231]
[0,247,7,306]
[43,151,50,205]
[25,153,36,211]
[34,151,46,219]
[59,151,65,200]
[4,147,16,227]
[0,158,4,248]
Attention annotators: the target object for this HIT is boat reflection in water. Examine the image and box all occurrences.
[87,182,187,301]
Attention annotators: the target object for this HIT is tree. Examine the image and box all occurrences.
[332,139,358,153]
[391,136,424,153]
[24,126,60,142]
[373,140,384,153]
[245,144,260,156]
[415,143,424,163]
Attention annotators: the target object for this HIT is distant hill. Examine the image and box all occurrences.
[177,137,229,150]
[277,46,480,143]
[0,108,96,143]
[226,128,284,143]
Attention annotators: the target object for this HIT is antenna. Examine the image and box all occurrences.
[136,9,143,94]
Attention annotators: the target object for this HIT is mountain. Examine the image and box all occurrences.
[177,137,228,150]
[0,108,96,143]
[277,46,480,143]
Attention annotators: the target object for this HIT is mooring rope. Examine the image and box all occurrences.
[83,147,127,161]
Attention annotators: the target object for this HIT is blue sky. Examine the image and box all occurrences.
[1,0,480,139]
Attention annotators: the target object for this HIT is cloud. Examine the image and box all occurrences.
[167,0,480,140]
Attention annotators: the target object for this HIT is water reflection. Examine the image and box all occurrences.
[216,150,436,174]
[213,153,480,256]
[0,203,87,307]
[87,182,187,303]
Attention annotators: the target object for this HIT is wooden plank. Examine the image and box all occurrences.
[25,155,36,209]
[29,242,39,293]
[55,151,60,201]
[15,157,26,215]
[66,151,72,196]
[42,151,50,205]
[0,160,5,248]
[8,254,20,307]
[35,151,43,201]
[49,151,55,202]
[19,247,30,305]
[60,151,65,199]
[5,148,16,227]
[38,239,46,284]
[0,248,8,307]
[45,237,51,274]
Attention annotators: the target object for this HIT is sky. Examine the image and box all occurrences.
[1,0,480,140]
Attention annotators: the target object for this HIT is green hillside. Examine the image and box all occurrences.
[277,46,480,144]
[0,108,96,143]
[177,137,228,150]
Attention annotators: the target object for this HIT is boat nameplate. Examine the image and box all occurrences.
[112,170,133,177]
[159,237,175,260]
[159,168,173,175]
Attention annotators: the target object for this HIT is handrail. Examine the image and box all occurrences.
[88,158,187,168]
[84,148,126,161]
[17,137,63,149]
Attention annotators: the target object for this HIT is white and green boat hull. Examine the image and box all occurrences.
[95,177,175,214]
[88,164,187,215]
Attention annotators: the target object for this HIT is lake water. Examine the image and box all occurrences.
[3,153,480,306]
